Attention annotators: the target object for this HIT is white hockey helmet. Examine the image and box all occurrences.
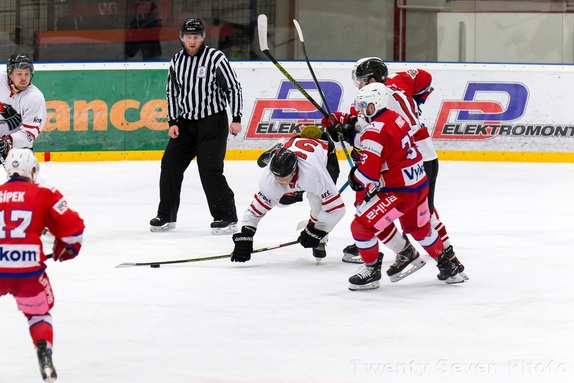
[4,148,39,182]
[354,82,390,118]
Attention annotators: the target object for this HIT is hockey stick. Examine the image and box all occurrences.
[115,240,300,268]
[292,18,354,168]
[257,14,329,120]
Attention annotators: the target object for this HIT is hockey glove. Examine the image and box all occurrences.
[0,103,23,132]
[52,238,81,262]
[348,166,364,192]
[320,111,350,127]
[231,226,256,262]
[298,223,328,249]
[279,191,304,205]
[326,123,356,143]
[0,135,13,157]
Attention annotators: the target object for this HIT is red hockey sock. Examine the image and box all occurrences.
[28,314,54,347]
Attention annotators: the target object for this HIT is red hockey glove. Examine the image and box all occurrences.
[320,111,351,128]
[52,238,81,262]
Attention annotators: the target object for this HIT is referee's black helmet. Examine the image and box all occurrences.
[180,18,205,37]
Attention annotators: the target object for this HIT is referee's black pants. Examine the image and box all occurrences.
[156,111,238,224]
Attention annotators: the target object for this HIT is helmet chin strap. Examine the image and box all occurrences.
[8,81,22,97]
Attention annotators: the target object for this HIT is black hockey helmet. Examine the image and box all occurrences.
[353,58,388,86]
[180,18,205,37]
[270,148,298,177]
[7,53,34,78]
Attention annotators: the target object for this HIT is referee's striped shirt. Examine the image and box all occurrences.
[166,45,243,125]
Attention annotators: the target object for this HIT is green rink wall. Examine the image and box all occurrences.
[29,62,574,163]
[33,65,169,153]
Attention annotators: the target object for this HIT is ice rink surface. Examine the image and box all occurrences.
[1,159,573,383]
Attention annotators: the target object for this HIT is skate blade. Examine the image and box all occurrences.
[444,274,465,284]
[150,223,176,232]
[458,271,469,281]
[42,367,57,383]
[341,254,363,264]
[211,224,238,235]
[348,281,380,291]
[388,258,426,283]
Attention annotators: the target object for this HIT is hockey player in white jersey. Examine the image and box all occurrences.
[0,53,47,159]
[231,135,346,263]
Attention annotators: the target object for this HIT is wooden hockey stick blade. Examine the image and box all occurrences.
[115,240,300,268]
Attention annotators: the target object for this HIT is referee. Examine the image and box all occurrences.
[150,18,243,235]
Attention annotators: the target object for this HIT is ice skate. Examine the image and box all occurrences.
[313,243,327,264]
[444,245,469,281]
[210,220,238,235]
[436,251,464,284]
[36,340,57,383]
[348,253,383,291]
[387,242,426,282]
[341,243,363,264]
[149,216,175,232]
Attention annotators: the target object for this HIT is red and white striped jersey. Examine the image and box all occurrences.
[0,79,46,148]
[241,137,346,233]
[386,68,433,105]
[386,86,437,161]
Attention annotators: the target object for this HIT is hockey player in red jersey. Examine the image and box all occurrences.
[0,149,85,382]
[321,59,428,279]
[345,83,463,290]
[353,57,467,281]
[231,135,346,263]
[323,57,467,283]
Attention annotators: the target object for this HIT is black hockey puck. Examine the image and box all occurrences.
[150,264,160,268]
